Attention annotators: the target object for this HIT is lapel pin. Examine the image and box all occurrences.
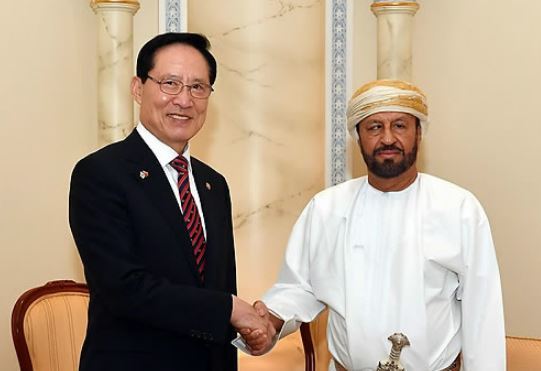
[139,170,149,179]
[205,182,211,190]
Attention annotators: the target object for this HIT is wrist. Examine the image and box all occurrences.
[269,313,284,333]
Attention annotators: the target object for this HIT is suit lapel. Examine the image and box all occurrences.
[121,131,202,283]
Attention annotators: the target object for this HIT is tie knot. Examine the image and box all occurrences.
[170,156,189,174]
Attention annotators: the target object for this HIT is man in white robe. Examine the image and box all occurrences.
[237,80,506,371]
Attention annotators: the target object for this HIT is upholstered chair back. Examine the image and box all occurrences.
[12,280,89,371]
[507,336,541,370]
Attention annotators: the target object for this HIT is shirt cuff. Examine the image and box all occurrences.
[230,313,299,355]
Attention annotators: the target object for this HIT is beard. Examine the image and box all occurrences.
[361,142,418,179]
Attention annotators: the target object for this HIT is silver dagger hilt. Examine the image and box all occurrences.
[376,333,410,371]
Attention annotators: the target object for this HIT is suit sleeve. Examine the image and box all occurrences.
[69,155,234,344]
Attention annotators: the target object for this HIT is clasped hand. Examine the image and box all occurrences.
[230,297,276,355]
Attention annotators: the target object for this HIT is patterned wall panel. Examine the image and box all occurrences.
[159,0,187,32]
[327,0,351,186]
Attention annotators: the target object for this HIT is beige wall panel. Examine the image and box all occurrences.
[0,2,95,369]
[414,0,541,338]
[353,0,541,337]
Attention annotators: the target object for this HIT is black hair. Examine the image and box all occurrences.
[136,32,217,85]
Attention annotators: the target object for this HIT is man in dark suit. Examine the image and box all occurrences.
[69,32,272,371]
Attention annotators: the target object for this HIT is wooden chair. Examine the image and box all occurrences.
[11,280,89,371]
[300,309,331,371]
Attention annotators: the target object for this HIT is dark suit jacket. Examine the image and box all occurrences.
[69,130,237,371]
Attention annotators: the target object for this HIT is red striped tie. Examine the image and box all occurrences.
[170,156,206,280]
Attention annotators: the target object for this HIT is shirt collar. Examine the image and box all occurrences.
[136,123,192,169]
[366,173,420,195]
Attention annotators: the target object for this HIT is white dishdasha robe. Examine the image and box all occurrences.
[263,173,505,371]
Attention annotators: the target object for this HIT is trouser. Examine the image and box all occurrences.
[334,353,461,371]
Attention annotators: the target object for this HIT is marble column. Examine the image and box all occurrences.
[371,0,419,81]
[90,0,140,146]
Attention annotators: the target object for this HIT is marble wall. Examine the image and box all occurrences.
[187,0,326,304]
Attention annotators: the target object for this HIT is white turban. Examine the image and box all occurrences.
[346,79,428,140]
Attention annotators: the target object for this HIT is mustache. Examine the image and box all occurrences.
[374,145,404,155]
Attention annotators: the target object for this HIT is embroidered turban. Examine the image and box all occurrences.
[346,79,428,139]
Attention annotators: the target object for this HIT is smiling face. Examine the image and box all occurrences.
[131,43,211,153]
[357,111,421,180]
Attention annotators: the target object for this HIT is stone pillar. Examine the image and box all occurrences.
[90,0,140,146]
[371,0,420,81]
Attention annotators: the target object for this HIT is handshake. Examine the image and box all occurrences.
[230,296,284,355]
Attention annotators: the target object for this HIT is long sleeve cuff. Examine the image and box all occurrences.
[230,313,299,355]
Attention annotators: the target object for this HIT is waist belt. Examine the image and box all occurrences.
[334,353,461,371]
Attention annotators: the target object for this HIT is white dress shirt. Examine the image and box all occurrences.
[136,123,207,238]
